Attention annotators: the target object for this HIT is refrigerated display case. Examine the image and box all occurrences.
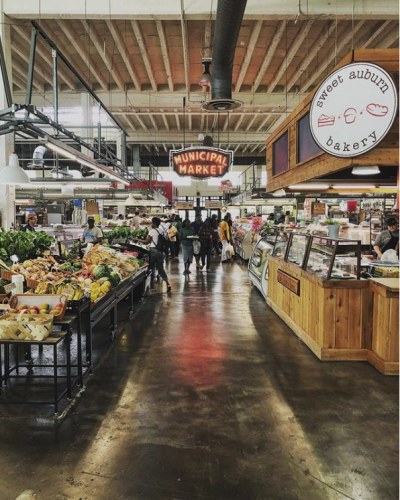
[232,223,253,260]
[248,228,284,298]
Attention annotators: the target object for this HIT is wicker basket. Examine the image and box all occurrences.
[1,269,17,281]
[11,294,68,321]
[0,311,53,341]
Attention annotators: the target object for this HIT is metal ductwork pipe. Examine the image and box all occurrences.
[202,0,247,111]
[31,145,47,166]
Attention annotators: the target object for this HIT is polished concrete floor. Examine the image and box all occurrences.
[0,258,398,500]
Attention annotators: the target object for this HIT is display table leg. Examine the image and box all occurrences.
[76,311,83,386]
[4,345,9,387]
[53,344,58,416]
[66,328,72,399]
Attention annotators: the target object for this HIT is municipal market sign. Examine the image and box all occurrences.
[310,63,397,158]
[170,146,233,178]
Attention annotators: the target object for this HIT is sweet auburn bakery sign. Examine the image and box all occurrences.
[310,62,397,158]
[170,146,233,178]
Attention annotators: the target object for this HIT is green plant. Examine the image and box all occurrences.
[325,218,341,225]
[0,229,54,262]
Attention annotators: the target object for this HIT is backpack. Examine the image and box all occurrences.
[154,228,169,253]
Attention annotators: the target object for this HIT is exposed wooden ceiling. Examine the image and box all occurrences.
[8,16,400,157]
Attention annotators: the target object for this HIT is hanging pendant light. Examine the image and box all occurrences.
[351,166,380,176]
[272,189,286,197]
[0,153,31,184]
[199,60,212,88]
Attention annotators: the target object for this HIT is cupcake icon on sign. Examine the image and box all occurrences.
[343,107,357,124]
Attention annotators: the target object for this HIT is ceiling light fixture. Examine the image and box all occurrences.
[44,137,131,185]
[199,60,212,88]
[0,153,31,185]
[331,184,376,189]
[272,189,286,197]
[288,184,329,190]
[351,166,380,176]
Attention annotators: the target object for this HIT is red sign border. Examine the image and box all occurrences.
[169,146,234,179]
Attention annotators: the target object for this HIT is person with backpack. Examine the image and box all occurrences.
[179,218,195,275]
[133,217,171,292]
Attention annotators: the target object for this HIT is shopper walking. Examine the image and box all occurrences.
[134,217,171,293]
[191,213,203,270]
[220,213,233,263]
[211,214,221,255]
[179,219,195,274]
[198,218,214,272]
[171,214,182,259]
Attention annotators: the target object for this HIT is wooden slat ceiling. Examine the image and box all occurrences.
[9,17,400,156]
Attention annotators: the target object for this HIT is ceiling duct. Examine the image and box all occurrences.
[202,0,247,112]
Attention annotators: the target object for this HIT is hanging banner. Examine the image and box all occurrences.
[170,147,233,179]
[176,201,194,209]
[309,62,397,158]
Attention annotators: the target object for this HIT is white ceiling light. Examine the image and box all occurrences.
[332,184,376,189]
[351,166,380,175]
[125,194,137,205]
[272,189,286,197]
[0,154,31,185]
[288,184,329,190]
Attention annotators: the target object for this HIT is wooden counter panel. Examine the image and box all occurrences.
[267,259,367,354]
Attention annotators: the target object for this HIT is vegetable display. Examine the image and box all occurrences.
[105,227,148,244]
[0,229,54,262]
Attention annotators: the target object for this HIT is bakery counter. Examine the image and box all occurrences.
[266,257,399,375]
[368,278,399,375]
[266,256,371,362]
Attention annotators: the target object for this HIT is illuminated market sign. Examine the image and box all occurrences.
[310,62,397,158]
[170,147,233,179]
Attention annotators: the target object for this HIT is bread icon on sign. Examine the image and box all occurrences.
[343,108,357,124]
[366,103,388,117]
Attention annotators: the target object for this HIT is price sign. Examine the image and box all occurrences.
[176,202,194,209]
[3,283,16,294]
[205,200,222,209]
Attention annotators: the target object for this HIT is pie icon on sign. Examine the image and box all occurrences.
[366,103,389,117]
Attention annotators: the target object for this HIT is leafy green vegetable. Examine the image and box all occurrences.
[0,229,54,262]
[105,226,148,244]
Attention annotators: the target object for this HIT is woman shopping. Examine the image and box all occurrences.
[179,219,195,275]
[134,217,171,293]
[198,218,214,272]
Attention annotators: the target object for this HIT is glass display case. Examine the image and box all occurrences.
[286,233,311,267]
[271,231,290,259]
[272,233,362,280]
[232,223,253,260]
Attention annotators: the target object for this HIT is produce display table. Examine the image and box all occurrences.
[115,266,149,320]
[0,332,73,417]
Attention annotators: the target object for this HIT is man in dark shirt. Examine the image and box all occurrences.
[211,214,221,255]
[23,214,36,232]
[191,213,203,269]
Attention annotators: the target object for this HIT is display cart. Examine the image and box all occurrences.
[232,223,253,260]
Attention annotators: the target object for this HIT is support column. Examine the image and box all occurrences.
[0,9,15,229]
[81,92,93,158]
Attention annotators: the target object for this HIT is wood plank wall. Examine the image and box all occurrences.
[265,49,399,193]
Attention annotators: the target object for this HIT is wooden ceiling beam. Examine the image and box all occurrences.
[160,109,170,131]
[163,144,168,153]
[188,112,192,131]
[256,115,271,132]
[147,109,159,131]
[253,20,286,92]
[12,73,26,91]
[235,20,263,92]
[223,116,230,132]
[376,26,399,48]
[119,109,136,132]
[234,144,240,153]
[268,20,314,94]
[12,24,77,90]
[155,20,174,92]
[106,20,141,91]
[12,58,44,92]
[12,39,55,88]
[131,109,149,132]
[245,114,259,131]
[180,0,190,92]
[56,20,109,91]
[174,110,181,131]
[300,20,365,93]
[250,144,259,153]
[360,20,392,48]
[200,113,205,132]
[81,20,125,92]
[234,114,245,131]
[131,20,157,91]
[286,21,337,91]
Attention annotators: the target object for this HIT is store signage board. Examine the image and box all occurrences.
[176,201,194,209]
[277,270,300,296]
[205,200,222,209]
[310,62,397,158]
[170,147,233,179]
[312,202,325,215]
[219,180,233,191]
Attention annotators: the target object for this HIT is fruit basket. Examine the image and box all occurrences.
[0,310,54,340]
[8,294,68,321]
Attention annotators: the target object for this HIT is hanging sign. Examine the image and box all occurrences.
[170,147,233,179]
[310,63,398,158]
[176,201,194,209]
[205,200,222,209]
[219,180,233,191]
[312,202,325,215]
